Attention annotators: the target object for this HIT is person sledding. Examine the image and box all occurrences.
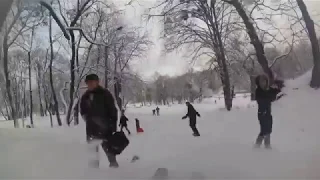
[182,102,201,137]
[119,110,131,135]
[80,74,129,168]
[254,74,281,149]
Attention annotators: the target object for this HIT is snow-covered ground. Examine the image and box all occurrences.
[1,72,320,179]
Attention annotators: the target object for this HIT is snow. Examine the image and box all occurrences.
[1,71,320,179]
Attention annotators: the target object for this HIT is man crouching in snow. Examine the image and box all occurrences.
[80,74,119,168]
[255,74,281,149]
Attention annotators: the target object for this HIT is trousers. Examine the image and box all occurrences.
[258,113,273,136]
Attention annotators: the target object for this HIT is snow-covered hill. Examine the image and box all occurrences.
[1,72,320,179]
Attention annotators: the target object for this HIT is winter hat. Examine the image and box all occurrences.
[85,74,99,82]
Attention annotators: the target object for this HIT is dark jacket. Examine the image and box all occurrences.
[255,76,280,115]
[120,115,128,126]
[80,86,118,139]
[184,104,200,119]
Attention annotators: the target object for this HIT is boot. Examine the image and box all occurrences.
[193,133,200,137]
[254,135,264,148]
[264,135,271,149]
[192,127,200,137]
[107,153,119,168]
[127,127,131,135]
[102,141,119,168]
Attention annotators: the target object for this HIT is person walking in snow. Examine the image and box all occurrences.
[80,74,120,168]
[182,102,201,137]
[119,110,131,135]
[254,74,281,149]
[156,107,160,116]
[152,109,156,116]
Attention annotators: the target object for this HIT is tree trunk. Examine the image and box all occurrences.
[212,7,232,111]
[43,85,53,127]
[49,16,62,126]
[0,0,13,29]
[104,46,109,88]
[23,82,26,128]
[250,75,256,101]
[296,0,320,88]
[73,98,79,125]
[217,56,232,110]
[36,63,45,116]
[3,36,17,127]
[114,60,122,110]
[13,77,20,118]
[66,31,76,126]
[28,52,34,127]
[224,0,274,81]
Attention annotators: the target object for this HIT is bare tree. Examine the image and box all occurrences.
[49,14,62,126]
[222,0,275,81]
[148,0,236,110]
[56,0,99,125]
[1,0,44,127]
[295,0,320,88]
[111,27,151,109]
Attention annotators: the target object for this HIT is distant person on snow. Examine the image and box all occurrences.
[156,107,160,116]
[182,102,201,137]
[152,109,156,116]
[80,74,119,168]
[254,74,281,149]
[119,110,131,135]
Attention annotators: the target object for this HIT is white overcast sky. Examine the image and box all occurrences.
[111,0,320,80]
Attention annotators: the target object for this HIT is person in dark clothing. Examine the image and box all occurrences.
[152,109,156,116]
[119,110,131,135]
[135,118,141,132]
[182,102,201,137]
[254,74,281,149]
[80,74,119,168]
[156,107,160,116]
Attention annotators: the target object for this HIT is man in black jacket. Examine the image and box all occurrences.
[80,74,119,168]
[182,102,201,137]
[255,75,281,149]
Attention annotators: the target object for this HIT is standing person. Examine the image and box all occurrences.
[80,74,119,168]
[119,110,131,135]
[156,107,160,116]
[254,74,281,149]
[152,109,156,116]
[182,102,201,137]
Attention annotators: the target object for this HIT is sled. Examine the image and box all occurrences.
[137,127,144,133]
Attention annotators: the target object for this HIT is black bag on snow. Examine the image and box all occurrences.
[107,131,129,155]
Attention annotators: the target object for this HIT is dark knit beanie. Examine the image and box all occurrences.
[85,74,99,82]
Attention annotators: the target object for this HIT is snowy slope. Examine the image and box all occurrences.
[1,72,320,179]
